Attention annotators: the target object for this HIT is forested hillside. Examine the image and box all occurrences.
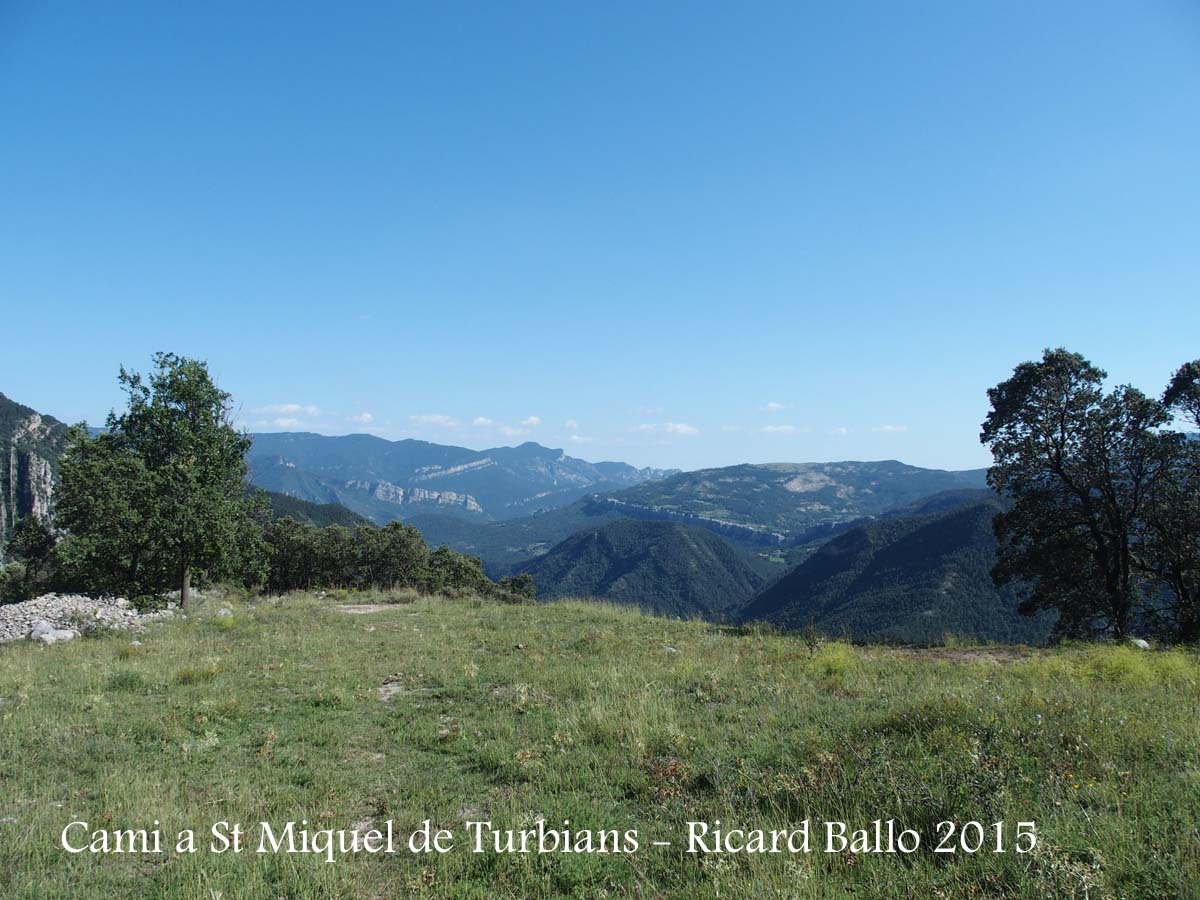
[406,497,630,576]
[519,519,763,618]
[740,498,1055,644]
[259,490,370,528]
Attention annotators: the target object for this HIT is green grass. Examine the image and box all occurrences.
[1,591,1198,898]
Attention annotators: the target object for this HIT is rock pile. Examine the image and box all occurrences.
[0,594,177,645]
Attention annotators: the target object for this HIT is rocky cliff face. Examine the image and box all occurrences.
[343,478,484,513]
[0,395,69,562]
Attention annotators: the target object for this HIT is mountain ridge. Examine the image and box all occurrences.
[604,461,989,540]
[246,432,677,524]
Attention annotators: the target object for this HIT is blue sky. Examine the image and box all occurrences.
[2,2,1198,471]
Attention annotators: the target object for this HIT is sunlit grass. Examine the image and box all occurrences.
[0,591,1197,898]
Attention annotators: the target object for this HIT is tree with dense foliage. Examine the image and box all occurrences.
[257,515,520,599]
[425,545,491,596]
[358,521,429,589]
[57,354,257,606]
[1138,359,1200,641]
[56,425,164,597]
[0,517,58,602]
[981,349,1180,639]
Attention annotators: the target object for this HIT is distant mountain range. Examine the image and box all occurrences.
[483,487,1052,645]
[246,432,677,524]
[518,519,764,619]
[407,497,630,577]
[410,461,991,576]
[4,390,1047,643]
[597,461,988,542]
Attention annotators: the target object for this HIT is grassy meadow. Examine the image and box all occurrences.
[1,591,1198,898]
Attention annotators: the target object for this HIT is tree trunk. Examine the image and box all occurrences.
[180,563,192,609]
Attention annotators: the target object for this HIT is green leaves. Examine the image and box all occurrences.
[981,348,1198,642]
[57,354,259,602]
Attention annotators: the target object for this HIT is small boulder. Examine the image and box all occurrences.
[216,608,232,618]
[29,620,55,639]
[29,625,79,645]
[1128,638,1151,650]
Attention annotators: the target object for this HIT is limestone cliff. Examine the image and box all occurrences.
[0,394,69,561]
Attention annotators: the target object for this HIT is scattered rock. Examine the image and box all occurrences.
[28,619,79,644]
[30,624,79,645]
[1128,638,1151,650]
[663,646,680,655]
[338,604,392,614]
[0,594,176,645]
[514,643,526,651]
[216,608,232,617]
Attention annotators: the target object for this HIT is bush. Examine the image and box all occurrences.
[0,562,29,604]
[498,573,536,603]
[425,546,491,596]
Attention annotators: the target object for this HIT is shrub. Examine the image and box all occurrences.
[812,642,858,677]
[106,671,147,692]
[0,562,29,604]
[425,546,491,596]
[498,573,536,603]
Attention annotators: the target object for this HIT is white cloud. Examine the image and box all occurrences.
[498,425,530,438]
[409,414,460,429]
[257,403,321,417]
[872,424,908,433]
[760,424,801,434]
[272,417,303,428]
[564,419,580,430]
[520,416,542,428]
[348,412,374,425]
[763,401,791,412]
[472,417,494,427]
[635,422,700,437]
[567,434,593,444]
[829,426,849,436]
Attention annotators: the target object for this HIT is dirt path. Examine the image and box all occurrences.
[880,646,1038,664]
